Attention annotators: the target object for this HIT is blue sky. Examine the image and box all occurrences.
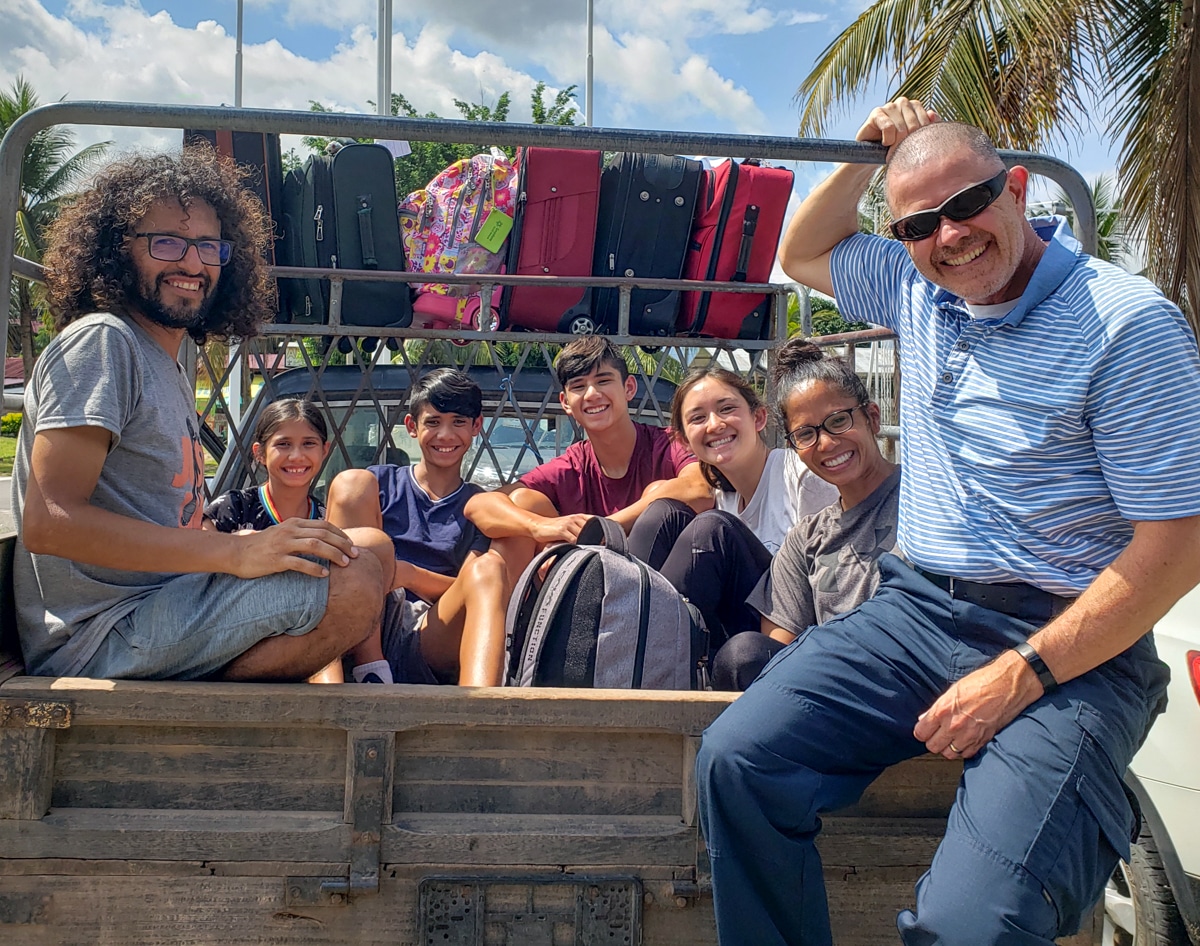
[4,0,1118,208]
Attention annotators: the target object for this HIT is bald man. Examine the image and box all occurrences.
[695,99,1200,945]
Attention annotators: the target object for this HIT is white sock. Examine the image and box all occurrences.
[351,660,393,684]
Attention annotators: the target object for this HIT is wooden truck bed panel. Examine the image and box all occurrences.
[0,674,1100,944]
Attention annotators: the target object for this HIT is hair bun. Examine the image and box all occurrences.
[770,338,823,384]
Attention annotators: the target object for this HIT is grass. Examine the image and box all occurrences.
[0,435,15,476]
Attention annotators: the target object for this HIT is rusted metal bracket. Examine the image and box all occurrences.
[345,731,390,896]
[284,875,351,908]
[0,699,71,729]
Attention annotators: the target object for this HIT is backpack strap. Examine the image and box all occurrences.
[630,559,653,688]
[577,516,628,556]
[511,547,597,687]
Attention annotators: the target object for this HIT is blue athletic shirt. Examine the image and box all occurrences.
[830,217,1200,595]
[370,465,491,602]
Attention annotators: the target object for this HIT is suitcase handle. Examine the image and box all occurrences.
[356,194,379,269]
[733,205,759,282]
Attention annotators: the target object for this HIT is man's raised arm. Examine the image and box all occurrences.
[779,98,939,295]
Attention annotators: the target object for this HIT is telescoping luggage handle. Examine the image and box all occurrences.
[355,194,378,269]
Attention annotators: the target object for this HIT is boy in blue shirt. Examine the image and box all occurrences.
[325,369,509,686]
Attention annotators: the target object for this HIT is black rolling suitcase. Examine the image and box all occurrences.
[592,153,702,336]
[278,155,333,324]
[278,144,412,328]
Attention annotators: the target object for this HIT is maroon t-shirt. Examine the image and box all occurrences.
[519,422,695,516]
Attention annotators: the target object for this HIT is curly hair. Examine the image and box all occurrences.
[41,144,276,344]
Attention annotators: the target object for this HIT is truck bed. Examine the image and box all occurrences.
[0,672,1102,945]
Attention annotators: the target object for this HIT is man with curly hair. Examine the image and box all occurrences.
[12,146,393,682]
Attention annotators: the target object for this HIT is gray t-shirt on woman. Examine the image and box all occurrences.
[747,465,901,636]
[12,313,206,676]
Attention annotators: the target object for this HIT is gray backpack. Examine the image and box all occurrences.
[503,517,709,689]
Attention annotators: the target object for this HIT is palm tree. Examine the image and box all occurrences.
[793,0,1199,329]
[2,76,110,379]
[1048,174,1135,269]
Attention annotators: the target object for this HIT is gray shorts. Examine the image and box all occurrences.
[79,569,329,680]
[380,589,439,685]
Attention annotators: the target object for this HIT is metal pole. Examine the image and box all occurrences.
[234,0,244,107]
[378,0,392,117]
[585,0,594,126]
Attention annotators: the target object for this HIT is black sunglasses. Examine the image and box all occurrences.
[889,169,1009,242]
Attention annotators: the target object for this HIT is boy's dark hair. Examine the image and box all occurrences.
[42,144,275,345]
[255,398,328,447]
[554,335,629,387]
[408,368,483,419]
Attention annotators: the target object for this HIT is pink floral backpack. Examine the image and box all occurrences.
[398,148,518,306]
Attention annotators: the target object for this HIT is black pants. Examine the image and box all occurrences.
[628,499,773,685]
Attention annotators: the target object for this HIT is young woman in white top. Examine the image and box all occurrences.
[627,366,838,668]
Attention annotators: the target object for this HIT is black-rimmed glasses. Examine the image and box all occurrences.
[135,232,233,266]
[889,169,1008,242]
[785,404,868,450]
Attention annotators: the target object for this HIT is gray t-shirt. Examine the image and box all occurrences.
[12,313,206,675]
[747,466,901,636]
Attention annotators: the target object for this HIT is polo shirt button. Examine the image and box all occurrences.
[941,372,954,383]
[956,340,970,351]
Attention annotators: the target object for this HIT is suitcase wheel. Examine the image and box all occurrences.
[566,315,597,335]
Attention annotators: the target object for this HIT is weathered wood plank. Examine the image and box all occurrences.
[0,727,55,820]
[54,743,344,780]
[55,725,346,749]
[0,809,349,861]
[383,813,696,866]
[393,727,681,783]
[838,755,962,819]
[0,676,736,734]
[51,777,344,812]
[394,780,680,816]
[0,868,719,946]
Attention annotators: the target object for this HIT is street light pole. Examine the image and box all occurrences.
[585,0,593,126]
[234,0,244,107]
[378,0,392,117]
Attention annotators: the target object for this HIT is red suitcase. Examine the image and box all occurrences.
[679,159,794,339]
[501,148,602,333]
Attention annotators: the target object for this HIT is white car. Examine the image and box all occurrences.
[1103,583,1200,945]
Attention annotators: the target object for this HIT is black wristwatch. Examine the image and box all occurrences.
[1014,641,1058,694]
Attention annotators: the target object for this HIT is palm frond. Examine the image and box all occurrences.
[1108,0,1199,325]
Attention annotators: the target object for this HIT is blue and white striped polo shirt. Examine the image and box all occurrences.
[830,217,1200,595]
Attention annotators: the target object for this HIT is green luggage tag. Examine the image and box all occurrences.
[474,208,514,254]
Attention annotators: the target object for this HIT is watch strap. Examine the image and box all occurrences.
[1014,641,1058,694]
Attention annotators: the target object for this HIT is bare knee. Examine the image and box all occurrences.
[323,551,386,649]
[509,487,558,518]
[464,549,508,594]
[326,469,383,528]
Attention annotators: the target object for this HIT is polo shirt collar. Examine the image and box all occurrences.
[933,216,1081,327]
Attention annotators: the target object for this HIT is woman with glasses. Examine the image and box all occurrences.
[713,337,902,689]
[626,363,839,685]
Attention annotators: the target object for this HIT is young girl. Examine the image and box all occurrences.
[715,338,901,689]
[627,366,840,674]
[204,398,330,533]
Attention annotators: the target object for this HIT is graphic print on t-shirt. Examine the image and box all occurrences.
[172,416,206,528]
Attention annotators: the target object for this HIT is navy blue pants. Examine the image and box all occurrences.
[696,555,1168,945]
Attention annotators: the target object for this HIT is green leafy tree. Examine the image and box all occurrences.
[2,76,109,378]
[300,84,580,200]
[530,82,580,126]
[786,291,869,337]
[792,0,1200,329]
[1049,174,1133,269]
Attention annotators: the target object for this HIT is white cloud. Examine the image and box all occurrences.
[0,0,784,150]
